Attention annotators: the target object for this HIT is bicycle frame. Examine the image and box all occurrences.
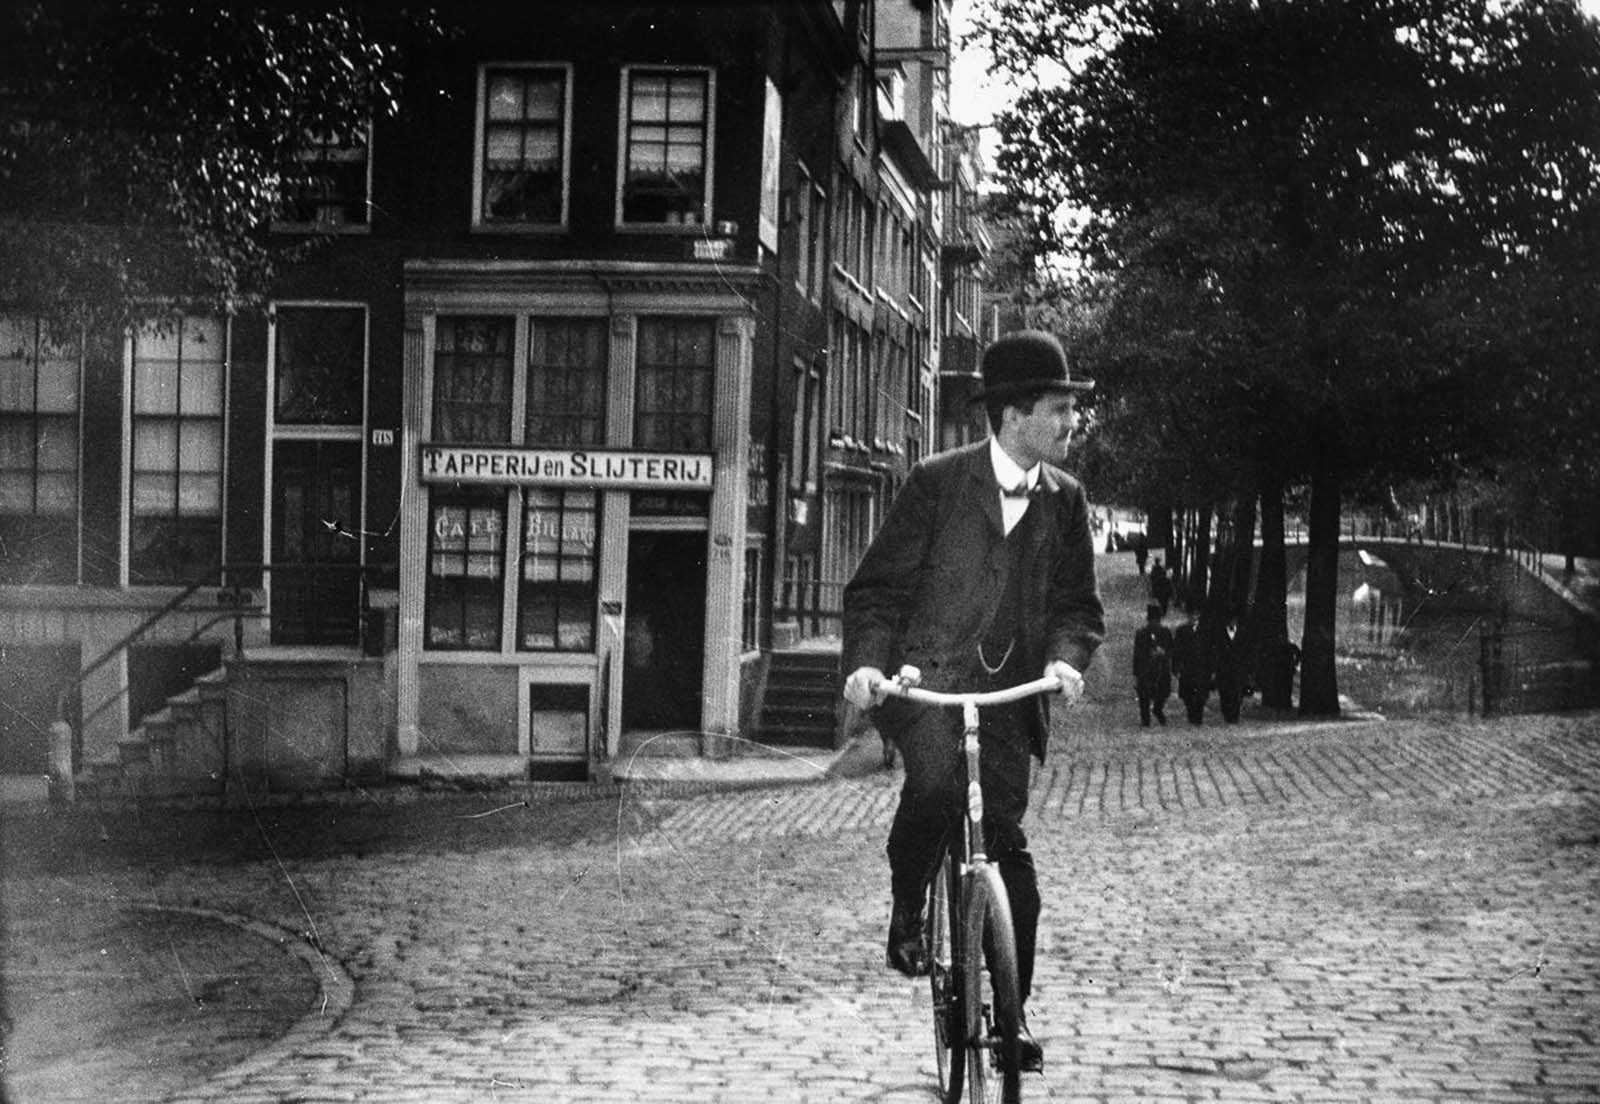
[875,667,1061,1104]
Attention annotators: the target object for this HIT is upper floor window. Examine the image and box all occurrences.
[477,65,570,227]
[0,315,80,584]
[635,318,713,449]
[281,130,370,229]
[620,68,713,226]
[433,317,514,444]
[526,318,607,447]
[130,317,226,584]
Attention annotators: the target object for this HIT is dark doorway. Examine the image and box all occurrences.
[271,440,362,645]
[622,531,706,732]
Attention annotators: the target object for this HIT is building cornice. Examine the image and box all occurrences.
[402,258,770,312]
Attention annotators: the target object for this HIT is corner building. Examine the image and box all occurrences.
[0,1,993,793]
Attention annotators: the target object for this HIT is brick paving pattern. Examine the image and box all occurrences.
[5,710,1599,1103]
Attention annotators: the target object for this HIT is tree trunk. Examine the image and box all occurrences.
[1189,506,1213,613]
[1228,494,1257,616]
[1299,444,1342,716]
[1148,502,1174,553]
[1171,509,1186,596]
[1252,468,1293,709]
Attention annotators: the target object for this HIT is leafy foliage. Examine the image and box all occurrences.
[0,1,439,332]
[974,0,1600,710]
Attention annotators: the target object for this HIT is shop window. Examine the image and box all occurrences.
[0,315,80,584]
[619,67,712,226]
[634,318,713,450]
[280,129,370,228]
[274,305,365,426]
[526,318,606,446]
[433,317,513,444]
[130,316,225,585]
[518,488,598,652]
[425,492,505,650]
[477,65,570,226]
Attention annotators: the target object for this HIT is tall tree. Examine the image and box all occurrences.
[975,0,1600,714]
[0,1,439,333]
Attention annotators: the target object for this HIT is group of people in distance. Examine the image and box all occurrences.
[1132,565,1252,727]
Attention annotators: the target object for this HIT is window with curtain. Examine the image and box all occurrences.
[621,68,710,225]
[282,130,369,228]
[433,317,513,443]
[425,492,505,650]
[130,316,225,584]
[518,488,598,652]
[634,318,714,450]
[480,66,568,224]
[526,318,606,446]
[0,315,80,584]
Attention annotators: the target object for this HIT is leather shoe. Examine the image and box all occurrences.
[1011,1016,1044,1073]
[885,900,930,977]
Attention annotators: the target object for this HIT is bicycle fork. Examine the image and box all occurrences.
[961,701,985,870]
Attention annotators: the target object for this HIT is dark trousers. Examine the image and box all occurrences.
[1219,681,1244,723]
[883,697,1041,1002]
[1179,676,1208,723]
[1136,676,1170,726]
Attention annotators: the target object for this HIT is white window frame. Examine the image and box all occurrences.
[121,315,231,588]
[472,62,574,232]
[0,314,84,584]
[273,124,374,233]
[614,65,716,231]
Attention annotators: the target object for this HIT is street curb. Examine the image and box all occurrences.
[126,903,355,1101]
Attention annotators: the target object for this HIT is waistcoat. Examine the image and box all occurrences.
[978,501,1038,681]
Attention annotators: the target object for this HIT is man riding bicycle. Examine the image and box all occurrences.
[842,329,1105,1074]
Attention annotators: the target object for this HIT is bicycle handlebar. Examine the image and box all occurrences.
[872,667,1063,708]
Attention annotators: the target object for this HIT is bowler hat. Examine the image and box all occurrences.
[972,330,1094,402]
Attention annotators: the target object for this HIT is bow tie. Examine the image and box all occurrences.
[1002,482,1035,499]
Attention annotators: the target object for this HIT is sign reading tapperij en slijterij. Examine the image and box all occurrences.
[420,444,714,491]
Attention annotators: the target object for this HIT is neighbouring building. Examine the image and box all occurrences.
[0,0,992,797]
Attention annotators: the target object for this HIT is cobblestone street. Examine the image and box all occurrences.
[5,704,1599,1103]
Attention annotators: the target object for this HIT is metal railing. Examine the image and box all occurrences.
[58,561,396,733]
[774,571,848,638]
[1475,620,1600,717]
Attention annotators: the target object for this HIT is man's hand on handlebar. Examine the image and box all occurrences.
[843,666,887,709]
[1045,660,1085,704]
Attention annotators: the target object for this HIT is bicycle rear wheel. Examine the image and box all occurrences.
[927,848,964,1102]
[962,863,1022,1104]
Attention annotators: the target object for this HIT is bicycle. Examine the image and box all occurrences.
[874,665,1063,1104]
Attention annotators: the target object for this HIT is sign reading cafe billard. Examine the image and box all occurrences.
[420,444,714,491]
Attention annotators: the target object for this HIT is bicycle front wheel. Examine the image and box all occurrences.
[962,863,1023,1104]
[927,848,964,1102]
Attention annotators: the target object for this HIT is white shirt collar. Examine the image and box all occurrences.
[989,437,1039,493]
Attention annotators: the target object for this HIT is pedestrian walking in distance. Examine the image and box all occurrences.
[1172,605,1209,724]
[1133,603,1174,726]
[1149,556,1172,615]
[1215,613,1249,723]
[842,329,1106,1075]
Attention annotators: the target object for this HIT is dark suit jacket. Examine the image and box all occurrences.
[1133,624,1174,690]
[842,441,1105,761]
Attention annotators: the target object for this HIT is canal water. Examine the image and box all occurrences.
[1284,549,1596,716]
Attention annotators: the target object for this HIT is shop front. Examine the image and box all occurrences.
[394,261,759,780]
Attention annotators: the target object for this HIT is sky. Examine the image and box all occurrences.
[948,0,1600,160]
